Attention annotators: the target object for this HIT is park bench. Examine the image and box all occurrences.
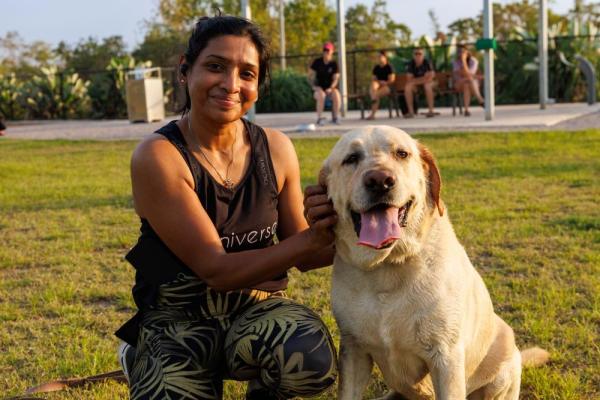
[435,71,462,116]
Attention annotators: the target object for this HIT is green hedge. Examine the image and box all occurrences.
[256,69,314,113]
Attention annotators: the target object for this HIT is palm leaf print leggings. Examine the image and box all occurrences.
[126,274,337,399]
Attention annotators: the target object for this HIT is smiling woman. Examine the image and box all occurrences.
[114,14,339,400]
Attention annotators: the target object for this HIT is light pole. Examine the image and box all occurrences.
[336,0,348,117]
[483,0,495,120]
[280,0,286,70]
[241,0,256,121]
[538,0,548,109]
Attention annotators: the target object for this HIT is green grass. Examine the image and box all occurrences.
[0,130,599,399]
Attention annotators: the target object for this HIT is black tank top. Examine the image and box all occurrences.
[123,119,287,309]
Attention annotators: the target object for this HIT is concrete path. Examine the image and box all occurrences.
[1,103,598,141]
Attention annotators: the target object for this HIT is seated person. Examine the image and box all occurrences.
[366,51,395,120]
[309,42,341,125]
[404,47,436,118]
[453,44,484,117]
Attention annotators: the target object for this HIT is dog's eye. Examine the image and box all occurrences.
[395,149,409,159]
[342,153,361,165]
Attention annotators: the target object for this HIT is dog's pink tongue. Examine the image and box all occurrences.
[357,207,401,249]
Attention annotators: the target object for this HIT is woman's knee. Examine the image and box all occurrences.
[225,298,337,397]
[130,324,224,399]
[313,89,325,101]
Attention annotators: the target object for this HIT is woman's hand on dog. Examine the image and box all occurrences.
[303,184,337,246]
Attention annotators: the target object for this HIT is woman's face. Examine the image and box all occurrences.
[186,35,260,124]
[378,54,387,65]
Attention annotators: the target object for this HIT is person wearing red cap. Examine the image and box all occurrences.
[308,42,341,125]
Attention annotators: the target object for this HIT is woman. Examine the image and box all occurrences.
[366,51,395,120]
[453,45,484,117]
[115,15,338,400]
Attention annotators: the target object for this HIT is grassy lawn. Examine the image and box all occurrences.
[0,130,598,399]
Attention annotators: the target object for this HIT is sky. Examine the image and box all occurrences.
[2,0,576,51]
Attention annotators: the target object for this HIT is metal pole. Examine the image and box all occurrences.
[483,0,495,120]
[279,0,286,70]
[539,0,548,109]
[336,0,348,117]
[241,0,256,121]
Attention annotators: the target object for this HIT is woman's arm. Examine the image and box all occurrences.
[386,72,396,86]
[265,128,336,271]
[131,135,335,292]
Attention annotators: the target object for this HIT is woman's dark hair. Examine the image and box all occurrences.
[457,44,472,63]
[179,15,271,113]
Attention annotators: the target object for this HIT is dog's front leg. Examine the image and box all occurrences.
[428,345,466,399]
[338,334,374,400]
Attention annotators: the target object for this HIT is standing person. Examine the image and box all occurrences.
[115,15,338,400]
[366,51,395,120]
[308,42,341,125]
[453,44,484,117]
[404,47,436,118]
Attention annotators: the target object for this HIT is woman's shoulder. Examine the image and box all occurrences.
[260,126,294,155]
[132,122,186,173]
[259,125,297,166]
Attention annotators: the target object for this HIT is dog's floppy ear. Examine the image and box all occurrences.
[318,161,330,188]
[418,143,444,216]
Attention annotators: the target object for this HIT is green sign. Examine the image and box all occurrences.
[475,38,497,51]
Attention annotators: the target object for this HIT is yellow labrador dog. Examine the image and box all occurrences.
[320,126,548,399]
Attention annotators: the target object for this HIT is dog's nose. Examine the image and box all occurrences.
[364,170,396,193]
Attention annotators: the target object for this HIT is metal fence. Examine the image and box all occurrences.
[1,34,598,119]
[268,34,600,105]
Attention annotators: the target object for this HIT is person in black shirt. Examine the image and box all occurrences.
[366,51,395,120]
[309,42,341,125]
[405,47,436,118]
[116,16,338,400]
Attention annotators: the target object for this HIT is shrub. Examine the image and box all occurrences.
[20,66,91,119]
[256,69,314,113]
[0,73,25,120]
[87,71,127,118]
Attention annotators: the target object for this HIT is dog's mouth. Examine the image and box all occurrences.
[350,200,413,250]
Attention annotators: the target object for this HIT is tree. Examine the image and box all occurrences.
[446,0,568,42]
[0,31,57,74]
[428,9,442,38]
[568,0,600,33]
[284,0,336,55]
[145,0,288,66]
[133,24,186,68]
[62,36,128,75]
[447,18,481,42]
[345,0,411,49]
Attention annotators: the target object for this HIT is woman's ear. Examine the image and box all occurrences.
[418,143,444,216]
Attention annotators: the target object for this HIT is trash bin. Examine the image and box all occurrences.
[125,67,165,123]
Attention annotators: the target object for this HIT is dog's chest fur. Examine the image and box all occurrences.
[331,220,481,392]
[332,257,454,390]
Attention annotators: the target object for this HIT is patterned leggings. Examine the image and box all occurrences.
[126,278,337,400]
